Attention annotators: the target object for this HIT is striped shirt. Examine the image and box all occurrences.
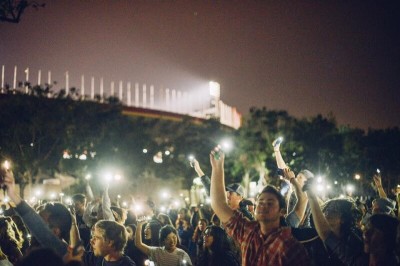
[224,210,310,266]
[148,247,192,266]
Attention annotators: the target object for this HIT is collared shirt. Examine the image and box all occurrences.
[224,210,310,266]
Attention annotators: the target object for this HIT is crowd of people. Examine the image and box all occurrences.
[0,138,399,265]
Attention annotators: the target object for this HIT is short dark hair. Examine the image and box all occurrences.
[71,194,86,204]
[258,185,286,210]
[95,220,127,252]
[42,203,72,242]
[159,225,177,246]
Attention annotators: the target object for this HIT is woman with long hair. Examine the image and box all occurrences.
[192,218,208,263]
[197,225,240,266]
[0,216,23,264]
[135,222,192,265]
[143,220,162,247]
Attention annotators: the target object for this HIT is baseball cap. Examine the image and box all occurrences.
[226,183,244,197]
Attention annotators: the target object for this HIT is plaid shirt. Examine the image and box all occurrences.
[224,210,310,266]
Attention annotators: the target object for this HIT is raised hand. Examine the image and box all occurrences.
[210,149,225,170]
[272,137,283,151]
[373,174,382,187]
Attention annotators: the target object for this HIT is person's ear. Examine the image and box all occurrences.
[52,227,61,238]
[106,239,114,248]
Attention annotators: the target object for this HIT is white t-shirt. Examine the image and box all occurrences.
[0,260,13,266]
[148,247,192,266]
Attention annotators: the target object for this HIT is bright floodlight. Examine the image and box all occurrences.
[160,190,170,199]
[134,203,143,212]
[316,176,323,183]
[35,189,42,197]
[209,81,220,98]
[65,197,72,205]
[173,200,180,207]
[143,148,148,154]
[220,139,233,152]
[2,160,10,170]
[346,184,355,193]
[104,173,113,183]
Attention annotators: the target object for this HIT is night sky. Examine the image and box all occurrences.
[1,1,399,130]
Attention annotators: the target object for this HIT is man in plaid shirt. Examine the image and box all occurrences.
[209,151,310,266]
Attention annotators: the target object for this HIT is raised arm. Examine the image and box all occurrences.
[210,151,234,223]
[373,174,387,198]
[69,208,81,247]
[102,185,115,221]
[272,137,288,169]
[284,168,308,227]
[305,183,332,241]
[134,220,151,255]
[3,170,68,256]
[193,159,205,177]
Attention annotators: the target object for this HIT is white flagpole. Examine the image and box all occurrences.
[48,71,51,85]
[81,75,85,98]
[25,68,29,93]
[13,66,17,90]
[65,71,69,95]
[1,65,4,91]
[38,69,41,86]
[91,77,94,100]
[100,77,104,101]
[111,81,115,97]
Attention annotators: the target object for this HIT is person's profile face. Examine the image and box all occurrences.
[90,227,109,257]
[144,224,152,239]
